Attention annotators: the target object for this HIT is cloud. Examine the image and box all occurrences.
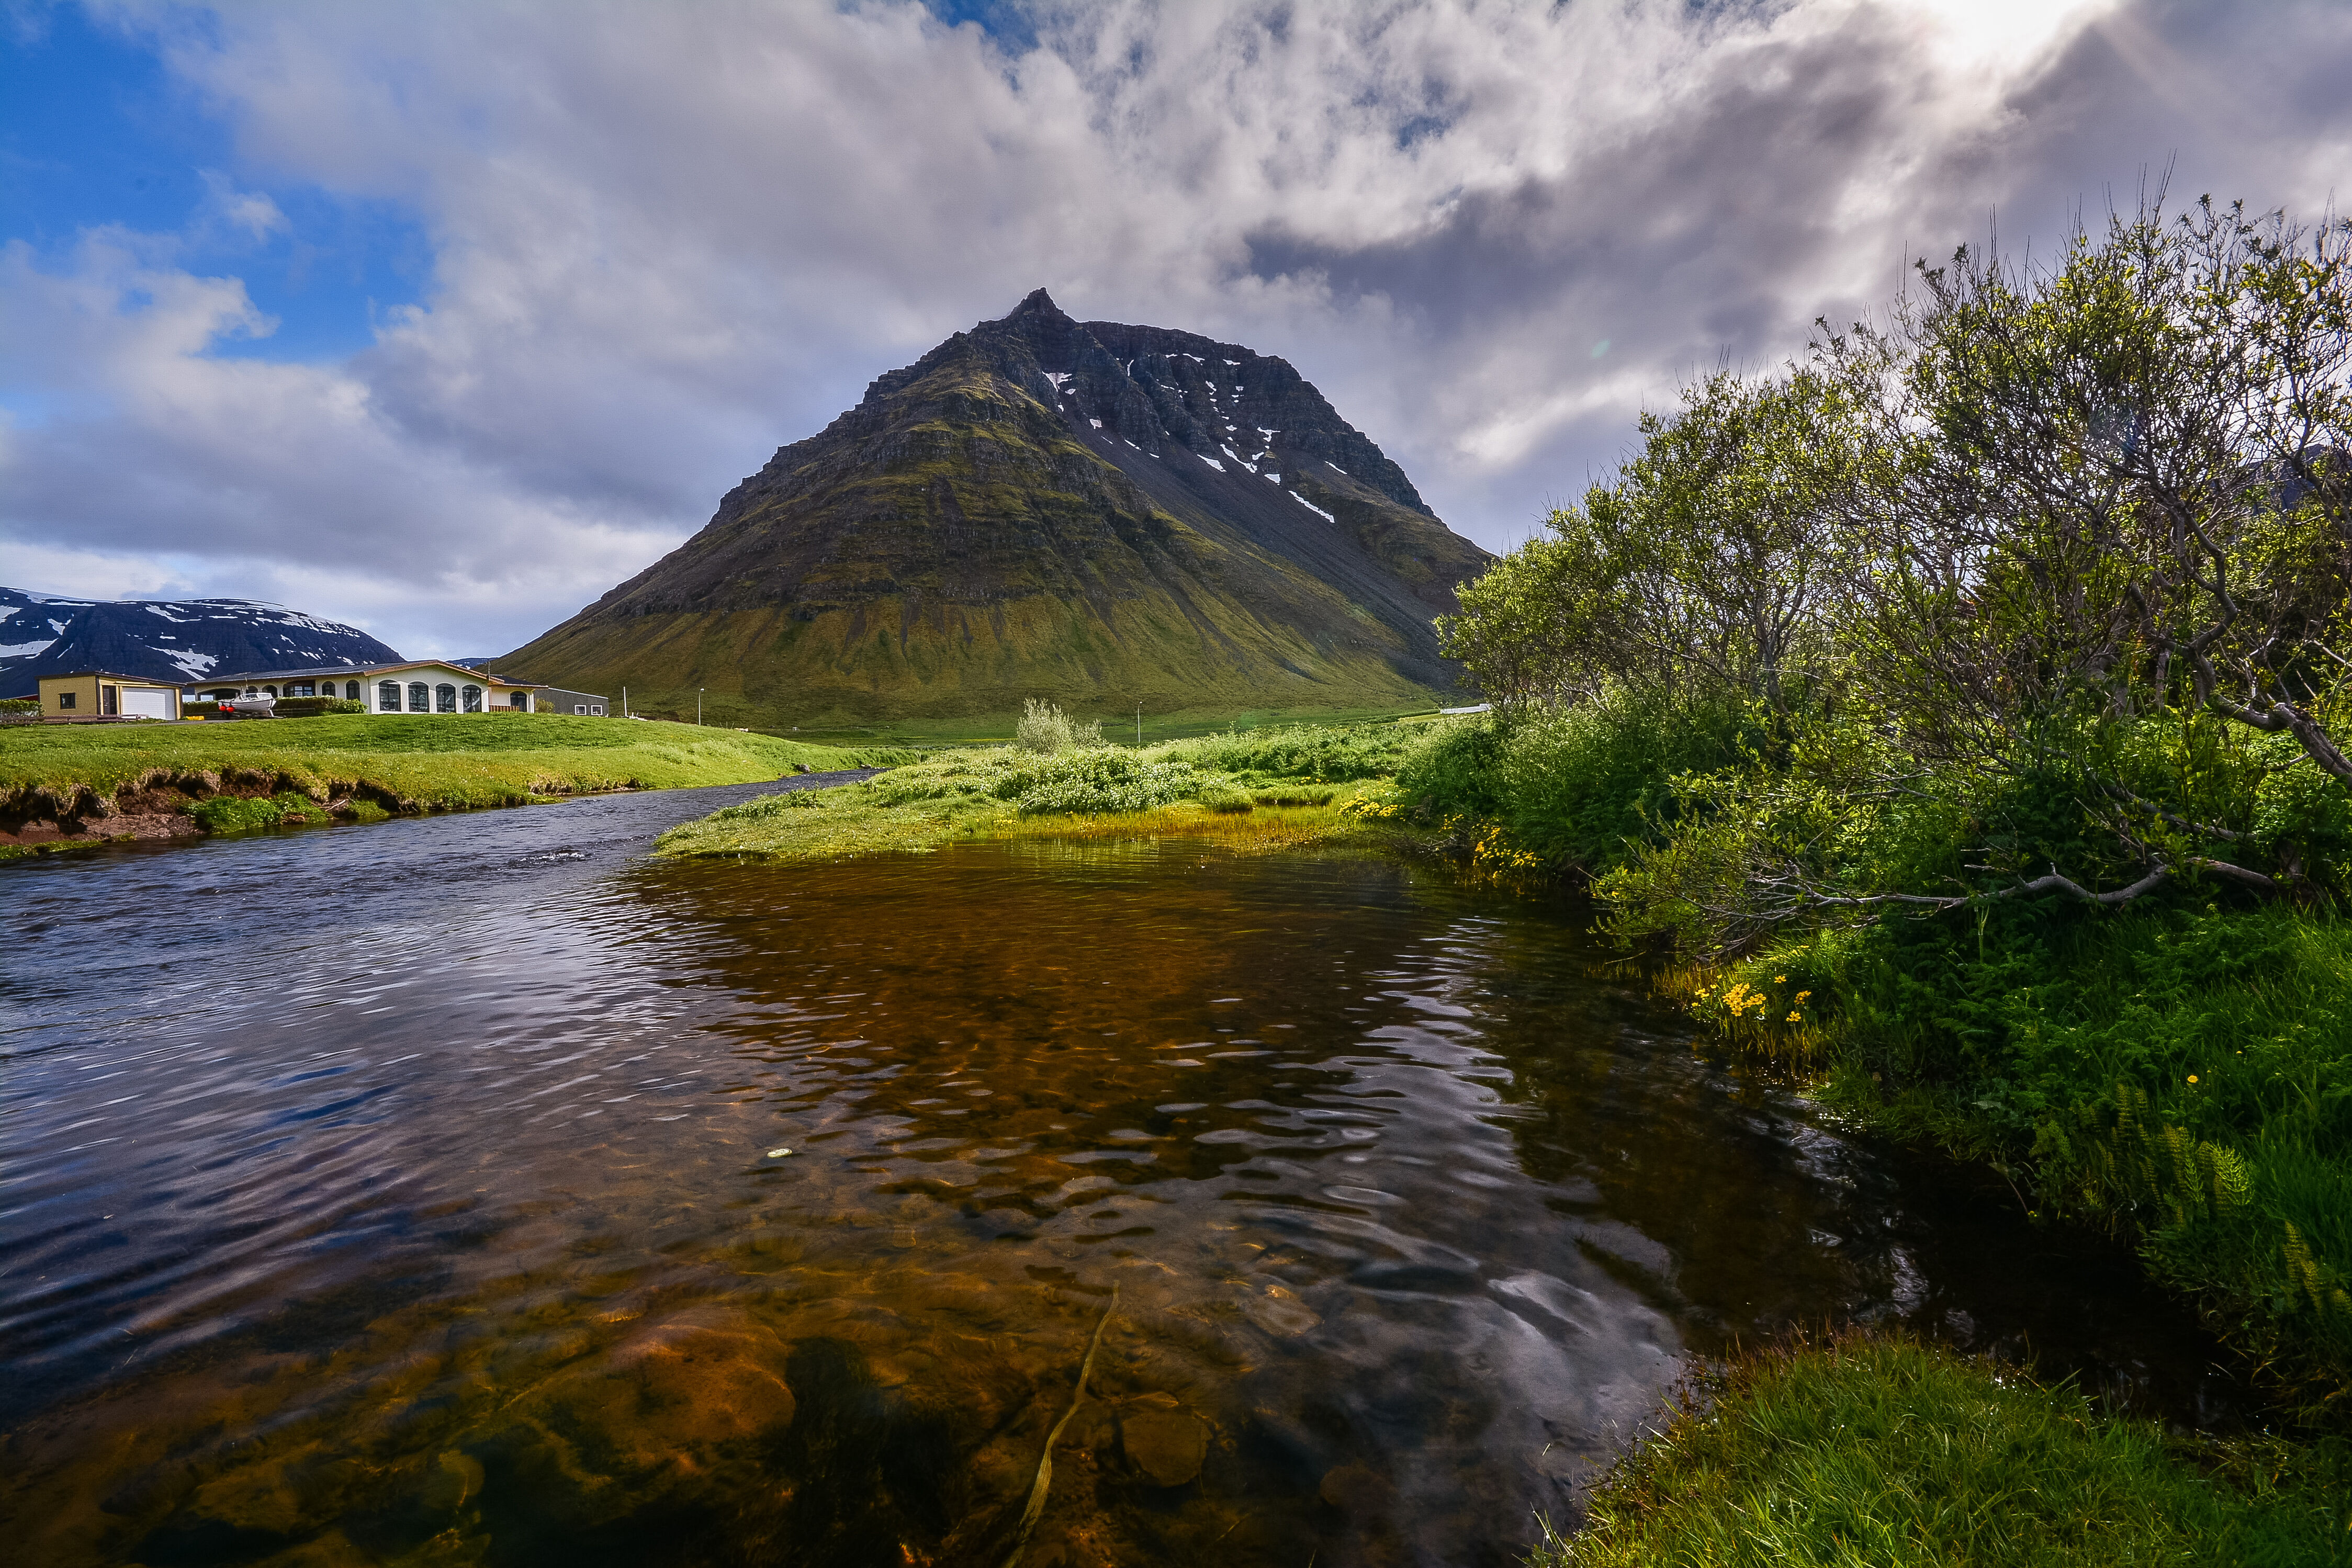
[4,0,2349,657]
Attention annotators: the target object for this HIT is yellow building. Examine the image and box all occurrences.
[37,670,183,721]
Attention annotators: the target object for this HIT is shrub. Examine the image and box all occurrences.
[1014,698,1101,755]
[1173,724,1414,783]
[704,789,828,821]
[992,751,1204,815]
[272,696,354,718]
[0,697,38,714]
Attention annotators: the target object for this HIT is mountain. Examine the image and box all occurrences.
[0,589,98,688]
[0,593,404,697]
[500,290,1490,726]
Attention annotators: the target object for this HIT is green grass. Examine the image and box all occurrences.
[0,714,908,822]
[654,723,1416,861]
[1546,1335,2351,1567]
[1680,901,2352,1411]
[733,702,1456,749]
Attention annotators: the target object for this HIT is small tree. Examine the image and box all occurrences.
[1014,698,1101,754]
[1440,370,1866,716]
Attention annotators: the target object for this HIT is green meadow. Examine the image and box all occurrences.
[0,713,906,826]
[654,716,1417,860]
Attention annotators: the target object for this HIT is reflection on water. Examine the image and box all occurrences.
[2,787,2244,1566]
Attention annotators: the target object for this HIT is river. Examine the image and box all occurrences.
[1,781,2246,1566]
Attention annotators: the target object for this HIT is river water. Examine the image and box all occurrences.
[2,782,2244,1567]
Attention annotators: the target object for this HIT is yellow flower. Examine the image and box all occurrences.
[1774,975,1787,984]
[1786,1012,1803,1023]
[2187,1075,2199,1085]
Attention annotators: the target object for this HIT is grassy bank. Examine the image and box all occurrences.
[1393,708,2352,1414]
[1547,1335,2351,1567]
[0,714,908,843]
[655,721,1415,860]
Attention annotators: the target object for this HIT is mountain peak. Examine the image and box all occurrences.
[1003,287,1066,323]
[503,299,1489,724]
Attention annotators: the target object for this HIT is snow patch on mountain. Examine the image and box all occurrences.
[1,591,403,697]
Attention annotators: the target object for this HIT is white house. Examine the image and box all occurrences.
[184,661,545,715]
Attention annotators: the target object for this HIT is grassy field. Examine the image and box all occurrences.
[0,714,907,826]
[1548,1334,2351,1567]
[736,700,1465,750]
[654,723,1420,860]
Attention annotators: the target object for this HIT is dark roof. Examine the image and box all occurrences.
[42,670,176,684]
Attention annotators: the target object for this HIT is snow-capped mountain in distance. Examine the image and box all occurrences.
[0,589,98,679]
[0,590,405,696]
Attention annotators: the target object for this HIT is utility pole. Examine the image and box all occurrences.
[622,685,628,719]
[1135,703,1143,747]
[697,689,704,726]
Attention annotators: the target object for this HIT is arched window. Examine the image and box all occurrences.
[378,681,400,710]
[345,681,362,701]
[262,686,277,697]
[461,684,482,713]
[408,682,430,712]
[435,683,457,713]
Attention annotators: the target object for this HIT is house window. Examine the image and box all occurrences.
[461,684,482,713]
[59,691,76,710]
[408,682,430,712]
[574,704,588,715]
[511,692,528,709]
[103,685,119,715]
[263,686,278,697]
[436,683,457,713]
[378,681,400,710]
[289,682,315,697]
[590,705,605,716]
[345,681,362,701]
[204,689,236,702]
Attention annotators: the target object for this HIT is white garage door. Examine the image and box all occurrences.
[121,689,171,719]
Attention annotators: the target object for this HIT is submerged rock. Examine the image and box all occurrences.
[1119,1400,1208,1487]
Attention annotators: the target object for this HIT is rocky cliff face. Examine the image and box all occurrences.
[501,291,1490,725]
[1,592,403,697]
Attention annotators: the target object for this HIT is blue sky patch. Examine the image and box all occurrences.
[2,3,430,363]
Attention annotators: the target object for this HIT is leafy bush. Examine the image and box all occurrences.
[1170,724,1415,783]
[275,696,368,717]
[992,751,1204,816]
[1391,698,1742,874]
[704,789,828,821]
[0,697,38,714]
[1014,698,1101,755]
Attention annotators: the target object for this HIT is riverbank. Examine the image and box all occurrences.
[652,723,1415,860]
[1383,708,2352,1425]
[1548,1334,2351,1566]
[0,714,909,856]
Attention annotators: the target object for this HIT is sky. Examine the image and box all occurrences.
[3,0,2349,659]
